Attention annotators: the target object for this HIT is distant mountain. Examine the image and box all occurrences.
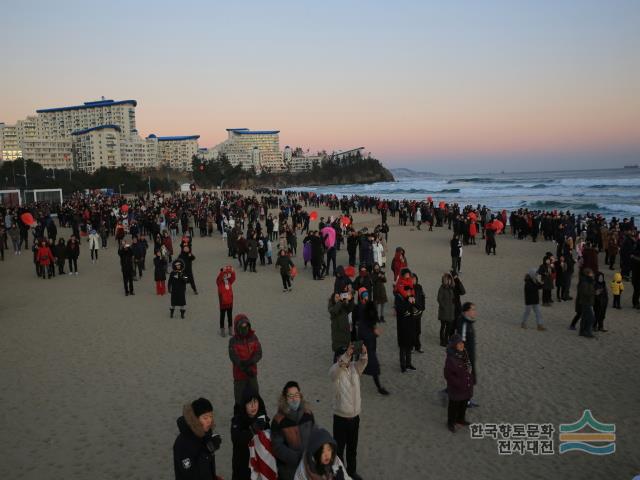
[390,168,440,178]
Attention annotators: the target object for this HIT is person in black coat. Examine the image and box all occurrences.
[455,302,478,391]
[352,266,373,297]
[451,270,466,320]
[168,260,189,318]
[178,246,198,294]
[593,272,609,332]
[66,236,80,274]
[55,238,67,275]
[118,243,135,296]
[310,233,324,280]
[521,269,545,330]
[411,273,426,353]
[394,278,418,373]
[356,289,389,395]
[346,230,359,266]
[173,397,221,480]
[153,250,168,295]
[333,265,353,295]
[230,387,270,480]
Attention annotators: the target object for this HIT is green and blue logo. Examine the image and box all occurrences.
[559,410,616,455]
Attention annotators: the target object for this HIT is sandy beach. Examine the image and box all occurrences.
[1,202,639,480]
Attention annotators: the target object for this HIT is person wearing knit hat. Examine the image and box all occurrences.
[173,397,222,479]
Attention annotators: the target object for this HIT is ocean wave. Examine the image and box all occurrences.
[559,178,640,187]
[526,200,600,210]
[446,177,520,184]
[604,204,640,215]
[529,184,548,189]
[366,187,462,195]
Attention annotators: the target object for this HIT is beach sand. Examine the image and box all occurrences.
[1,203,639,479]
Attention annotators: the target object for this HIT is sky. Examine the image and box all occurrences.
[1,0,639,173]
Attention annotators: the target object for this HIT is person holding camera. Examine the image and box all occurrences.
[330,342,368,480]
[231,387,272,480]
[173,397,222,480]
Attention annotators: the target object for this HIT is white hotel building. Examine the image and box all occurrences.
[208,128,285,173]
[1,98,199,173]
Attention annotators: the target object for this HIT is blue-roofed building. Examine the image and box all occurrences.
[208,128,284,173]
[36,97,139,139]
[147,134,200,171]
[7,97,201,173]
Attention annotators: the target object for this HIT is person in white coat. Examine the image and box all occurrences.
[87,229,100,263]
[372,239,384,268]
[329,343,367,480]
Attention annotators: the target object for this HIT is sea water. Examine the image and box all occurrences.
[292,168,640,220]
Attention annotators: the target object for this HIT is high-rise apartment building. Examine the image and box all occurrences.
[36,99,138,139]
[151,135,200,171]
[2,98,200,172]
[211,128,284,173]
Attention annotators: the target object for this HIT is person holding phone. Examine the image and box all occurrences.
[330,342,368,480]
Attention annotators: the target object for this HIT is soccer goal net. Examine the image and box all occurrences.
[23,188,63,205]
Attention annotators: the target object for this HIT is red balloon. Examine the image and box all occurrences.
[341,216,351,226]
[439,201,446,209]
[20,212,36,226]
[121,204,129,213]
[344,265,356,278]
[310,211,318,221]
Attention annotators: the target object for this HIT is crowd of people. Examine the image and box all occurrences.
[2,188,639,479]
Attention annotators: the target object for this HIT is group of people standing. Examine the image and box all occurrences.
[3,187,640,480]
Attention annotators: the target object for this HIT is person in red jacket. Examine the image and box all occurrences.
[216,265,236,337]
[228,314,262,406]
[391,247,408,282]
[36,240,55,279]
